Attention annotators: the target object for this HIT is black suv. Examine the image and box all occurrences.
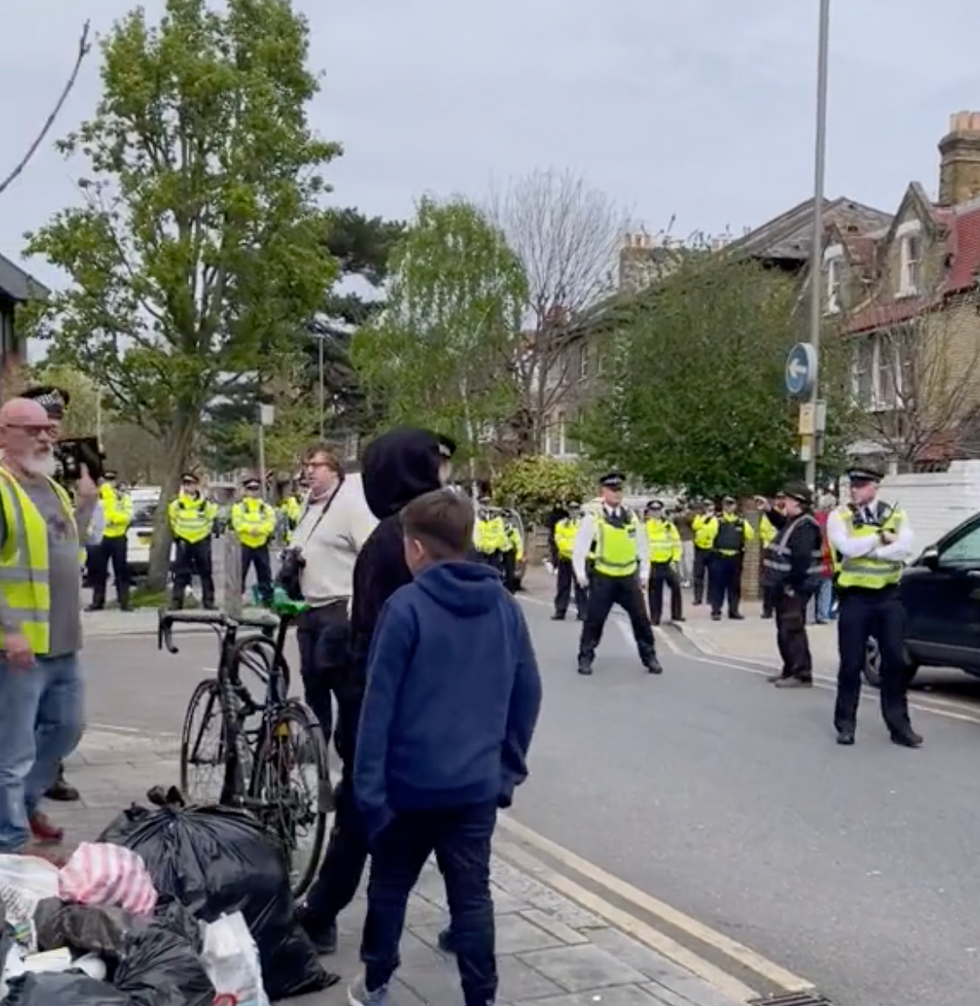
[864,511,980,687]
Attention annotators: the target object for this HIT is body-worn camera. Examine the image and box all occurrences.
[276,546,306,600]
[54,437,105,485]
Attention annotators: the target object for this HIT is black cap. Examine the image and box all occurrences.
[103,469,118,480]
[21,385,70,420]
[846,465,883,483]
[782,481,813,506]
[722,495,737,504]
[646,499,664,510]
[243,478,260,490]
[181,472,199,484]
[600,471,625,489]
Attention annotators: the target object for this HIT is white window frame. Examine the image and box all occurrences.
[579,342,589,380]
[896,220,922,297]
[826,255,843,314]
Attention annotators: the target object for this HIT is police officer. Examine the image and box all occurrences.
[167,472,218,609]
[89,470,133,611]
[758,491,785,620]
[760,483,823,688]
[690,500,716,605]
[645,499,684,625]
[573,471,663,676]
[551,503,587,621]
[707,496,754,621]
[827,465,920,747]
[231,476,276,604]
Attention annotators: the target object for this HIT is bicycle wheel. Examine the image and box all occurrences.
[250,699,331,898]
[179,678,227,804]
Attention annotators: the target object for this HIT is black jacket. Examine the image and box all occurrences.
[349,428,451,691]
[766,509,823,595]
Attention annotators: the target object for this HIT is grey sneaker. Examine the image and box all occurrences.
[348,974,390,1006]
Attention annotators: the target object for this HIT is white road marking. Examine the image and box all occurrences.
[499,816,815,995]
[495,835,760,1002]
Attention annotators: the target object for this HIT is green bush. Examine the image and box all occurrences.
[492,456,594,524]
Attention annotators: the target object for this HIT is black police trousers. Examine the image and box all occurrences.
[649,562,682,623]
[89,535,129,607]
[709,554,742,616]
[578,571,656,667]
[171,538,214,607]
[554,558,587,618]
[241,543,272,604]
[834,586,912,735]
[774,590,812,681]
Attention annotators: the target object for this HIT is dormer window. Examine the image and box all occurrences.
[897,221,922,296]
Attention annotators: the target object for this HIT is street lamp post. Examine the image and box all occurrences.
[805,0,831,490]
[317,333,325,438]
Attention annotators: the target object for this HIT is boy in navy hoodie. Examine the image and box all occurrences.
[349,489,542,1006]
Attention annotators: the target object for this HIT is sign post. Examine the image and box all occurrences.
[786,343,821,481]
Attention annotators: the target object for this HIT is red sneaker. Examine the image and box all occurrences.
[29,812,64,845]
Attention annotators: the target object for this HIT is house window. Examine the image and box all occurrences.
[826,256,843,314]
[579,343,589,380]
[851,337,874,405]
[555,410,567,456]
[877,339,897,407]
[851,332,906,411]
[899,233,921,295]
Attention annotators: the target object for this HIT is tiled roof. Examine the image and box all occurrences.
[0,252,49,302]
[846,199,980,333]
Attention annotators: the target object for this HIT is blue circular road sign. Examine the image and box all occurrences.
[785,342,816,398]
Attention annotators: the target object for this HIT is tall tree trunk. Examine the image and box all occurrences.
[146,410,197,591]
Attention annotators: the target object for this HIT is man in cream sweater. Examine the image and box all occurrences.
[291,443,376,751]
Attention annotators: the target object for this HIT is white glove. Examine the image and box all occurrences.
[544,560,555,575]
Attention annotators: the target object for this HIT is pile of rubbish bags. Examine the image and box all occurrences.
[0,794,336,1004]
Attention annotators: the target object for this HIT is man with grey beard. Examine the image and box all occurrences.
[0,397,97,860]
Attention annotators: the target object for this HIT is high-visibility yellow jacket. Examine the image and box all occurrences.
[99,484,133,540]
[475,516,509,554]
[759,513,778,549]
[646,518,682,564]
[168,492,217,544]
[594,511,640,578]
[231,498,277,549]
[553,518,578,560]
[506,523,524,561]
[0,466,76,655]
[835,505,905,589]
[692,514,716,550]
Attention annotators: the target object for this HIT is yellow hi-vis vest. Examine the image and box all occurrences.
[692,514,716,550]
[168,493,216,544]
[759,513,778,549]
[474,518,496,554]
[554,518,578,560]
[593,511,640,577]
[100,485,133,539]
[835,505,904,589]
[0,467,77,656]
[231,498,276,548]
[646,518,681,564]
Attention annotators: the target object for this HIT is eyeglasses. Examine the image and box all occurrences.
[304,460,333,470]
[0,423,57,438]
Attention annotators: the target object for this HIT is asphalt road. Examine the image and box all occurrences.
[83,606,980,1006]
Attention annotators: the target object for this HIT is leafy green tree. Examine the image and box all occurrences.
[491,455,594,524]
[24,0,339,586]
[351,196,528,471]
[577,252,853,497]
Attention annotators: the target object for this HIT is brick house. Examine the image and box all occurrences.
[824,112,980,471]
[0,251,49,399]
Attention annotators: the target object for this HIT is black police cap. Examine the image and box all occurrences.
[21,385,70,419]
[721,494,737,504]
[243,478,261,489]
[846,465,883,483]
[181,472,199,483]
[781,481,813,506]
[600,471,625,488]
[103,469,118,480]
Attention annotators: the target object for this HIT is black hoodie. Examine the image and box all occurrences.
[348,427,451,690]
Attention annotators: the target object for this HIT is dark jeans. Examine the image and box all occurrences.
[296,602,351,748]
[774,591,812,680]
[362,801,498,1005]
[834,587,912,736]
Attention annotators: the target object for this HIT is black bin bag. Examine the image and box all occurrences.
[113,926,213,1006]
[1,972,131,1005]
[98,804,332,1001]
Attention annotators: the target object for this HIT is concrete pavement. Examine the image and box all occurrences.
[60,634,751,1006]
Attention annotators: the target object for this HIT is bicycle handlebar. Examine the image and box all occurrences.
[157,608,281,654]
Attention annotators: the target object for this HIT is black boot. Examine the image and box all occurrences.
[577,657,593,676]
[86,591,105,612]
[45,761,80,802]
[170,592,184,611]
[117,585,133,612]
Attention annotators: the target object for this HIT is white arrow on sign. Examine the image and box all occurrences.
[787,357,806,380]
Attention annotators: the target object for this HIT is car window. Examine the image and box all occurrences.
[939,523,980,565]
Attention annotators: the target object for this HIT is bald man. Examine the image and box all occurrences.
[0,398,98,859]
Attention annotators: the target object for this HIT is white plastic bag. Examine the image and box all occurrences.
[0,855,60,950]
[200,912,270,1006]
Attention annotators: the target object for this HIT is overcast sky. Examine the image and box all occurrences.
[3,0,979,288]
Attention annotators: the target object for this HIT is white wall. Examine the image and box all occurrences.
[875,461,980,551]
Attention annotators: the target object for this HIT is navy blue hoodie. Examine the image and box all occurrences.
[354,560,542,836]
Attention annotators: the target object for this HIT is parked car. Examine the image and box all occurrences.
[126,487,162,581]
[863,509,980,687]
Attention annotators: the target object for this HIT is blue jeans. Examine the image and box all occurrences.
[813,578,835,623]
[362,801,497,1005]
[0,653,84,851]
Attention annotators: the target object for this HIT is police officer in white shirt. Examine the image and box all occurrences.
[826,465,920,748]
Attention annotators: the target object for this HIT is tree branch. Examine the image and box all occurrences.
[0,21,92,198]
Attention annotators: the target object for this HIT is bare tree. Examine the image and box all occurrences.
[846,291,980,468]
[0,21,92,198]
[487,168,627,453]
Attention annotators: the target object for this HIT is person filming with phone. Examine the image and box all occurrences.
[0,397,98,861]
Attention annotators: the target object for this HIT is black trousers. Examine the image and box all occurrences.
[834,587,912,736]
[89,535,129,606]
[578,571,656,667]
[692,547,711,603]
[241,543,272,603]
[709,554,741,616]
[774,591,812,680]
[554,558,587,618]
[649,562,682,623]
[298,603,372,929]
[501,549,517,593]
[361,801,497,1005]
[761,553,775,616]
[171,538,215,607]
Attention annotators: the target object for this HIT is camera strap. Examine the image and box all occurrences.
[296,474,346,548]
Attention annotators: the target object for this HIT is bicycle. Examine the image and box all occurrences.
[159,588,332,897]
